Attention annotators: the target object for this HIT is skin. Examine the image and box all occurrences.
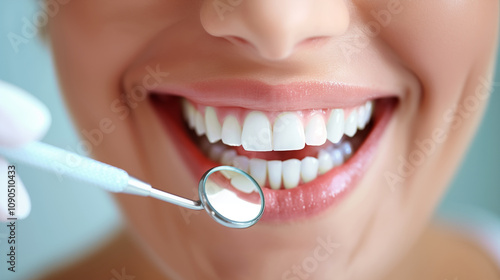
[45,0,498,279]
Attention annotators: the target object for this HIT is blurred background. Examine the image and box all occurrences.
[0,1,499,279]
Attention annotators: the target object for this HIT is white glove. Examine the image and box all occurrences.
[0,80,51,221]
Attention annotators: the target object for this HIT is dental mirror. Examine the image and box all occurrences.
[0,141,265,229]
[199,166,265,228]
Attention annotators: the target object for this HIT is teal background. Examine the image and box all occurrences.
[0,2,499,279]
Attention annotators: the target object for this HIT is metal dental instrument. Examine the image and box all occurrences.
[0,141,265,228]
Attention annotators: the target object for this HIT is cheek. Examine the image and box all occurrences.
[375,0,498,145]
[48,19,140,173]
[383,0,498,99]
[46,1,188,172]
[382,1,498,207]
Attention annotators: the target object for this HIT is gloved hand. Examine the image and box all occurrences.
[0,80,51,221]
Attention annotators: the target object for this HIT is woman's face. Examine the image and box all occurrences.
[48,1,498,279]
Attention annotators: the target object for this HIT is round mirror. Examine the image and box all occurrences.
[199,166,265,228]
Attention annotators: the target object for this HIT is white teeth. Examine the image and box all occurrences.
[249,158,267,187]
[221,116,242,146]
[318,150,334,175]
[344,111,358,137]
[181,99,373,189]
[340,142,352,160]
[267,160,282,190]
[305,114,327,146]
[183,100,196,129]
[330,149,344,167]
[326,109,344,144]
[220,149,237,166]
[301,157,319,183]
[205,107,222,143]
[205,179,223,195]
[364,100,374,126]
[357,105,367,130]
[366,100,373,116]
[241,111,273,151]
[273,113,305,151]
[282,159,301,189]
[182,99,374,152]
[231,174,256,194]
[232,155,249,173]
[195,111,206,136]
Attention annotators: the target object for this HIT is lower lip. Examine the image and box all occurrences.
[151,97,396,223]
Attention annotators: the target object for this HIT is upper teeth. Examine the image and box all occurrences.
[182,100,374,152]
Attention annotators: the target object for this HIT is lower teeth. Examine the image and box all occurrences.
[198,137,355,190]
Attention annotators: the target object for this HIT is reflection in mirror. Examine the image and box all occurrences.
[203,169,263,223]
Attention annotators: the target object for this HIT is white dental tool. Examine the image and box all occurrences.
[0,141,265,228]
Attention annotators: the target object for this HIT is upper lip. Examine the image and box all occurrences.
[150,79,400,111]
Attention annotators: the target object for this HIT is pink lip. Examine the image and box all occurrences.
[153,79,398,111]
[150,81,397,223]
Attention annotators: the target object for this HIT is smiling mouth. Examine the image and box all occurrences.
[151,81,397,222]
[182,99,374,190]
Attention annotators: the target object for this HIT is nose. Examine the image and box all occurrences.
[200,0,350,60]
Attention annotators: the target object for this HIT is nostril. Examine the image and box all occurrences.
[200,0,350,61]
[298,36,330,48]
[227,35,328,52]
[223,36,259,53]
[225,36,252,46]
[228,36,248,43]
